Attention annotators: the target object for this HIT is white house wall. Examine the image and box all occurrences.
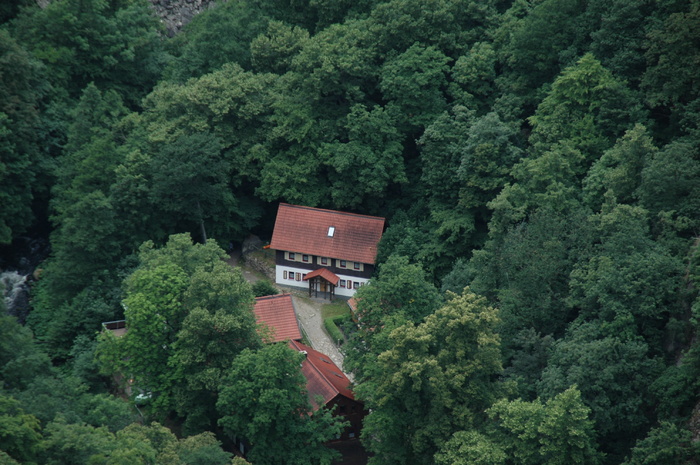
[275,265,367,298]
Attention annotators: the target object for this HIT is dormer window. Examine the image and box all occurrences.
[327,226,335,237]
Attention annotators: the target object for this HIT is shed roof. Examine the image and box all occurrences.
[270,204,385,264]
[253,294,302,343]
[288,340,356,408]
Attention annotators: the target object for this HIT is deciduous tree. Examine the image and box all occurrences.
[217,344,343,465]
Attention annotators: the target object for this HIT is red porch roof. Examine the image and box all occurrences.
[288,340,355,408]
[254,294,302,343]
[270,203,385,264]
[303,268,340,286]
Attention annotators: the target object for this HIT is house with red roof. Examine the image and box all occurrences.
[289,340,366,441]
[253,294,302,343]
[269,203,385,299]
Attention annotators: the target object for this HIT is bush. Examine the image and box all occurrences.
[252,280,278,297]
[324,315,346,345]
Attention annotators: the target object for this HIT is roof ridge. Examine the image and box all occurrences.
[279,203,386,221]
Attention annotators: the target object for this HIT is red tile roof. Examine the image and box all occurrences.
[288,340,355,408]
[303,268,340,286]
[254,294,302,343]
[270,204,385,264]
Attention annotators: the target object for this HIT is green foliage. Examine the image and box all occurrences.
[319,104,407,209]
[537,322,663,458]
[217,344,344,465]
[636,140,700,234]
[569,203,683,345]
[0,315,52,391]
[0,393,42,463]
[379,43,450,130]
[1,0,698,460]
[251,21,310,74]
[166,0,270,81]
[0,30,48,244]
[529,53,644,158]
[487,386,602,465]
[642,1,700,108]
[353,255,442,332]
[583,124,657,210]
[323,315,345,345]
[251,280,278,297]
[435,430,506,465]
[97,234,260,428]
[357,289,503,465]
[10,0,166,105]
[622,422,699,465]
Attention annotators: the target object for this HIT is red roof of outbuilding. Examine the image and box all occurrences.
[254,294,302,343]
[270,204,385,264]
[303,268,340,286]
[288,340,355,408]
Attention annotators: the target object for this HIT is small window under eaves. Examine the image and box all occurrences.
[328,226,335,237]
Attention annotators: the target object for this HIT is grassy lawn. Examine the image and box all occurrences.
[321,299,351,319]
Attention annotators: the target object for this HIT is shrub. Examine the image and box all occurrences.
[252,280,278,297]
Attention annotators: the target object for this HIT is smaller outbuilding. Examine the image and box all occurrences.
[253,293,302,343]
[289,340,366,441]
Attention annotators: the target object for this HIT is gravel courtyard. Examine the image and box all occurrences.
[228,251,349,375]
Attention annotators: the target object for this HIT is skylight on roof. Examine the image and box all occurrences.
[327,226,335,237]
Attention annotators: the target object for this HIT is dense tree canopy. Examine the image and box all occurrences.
[2,0,699,463]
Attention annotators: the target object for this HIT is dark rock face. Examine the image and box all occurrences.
[34,0,217,37]
[149,0,217,36]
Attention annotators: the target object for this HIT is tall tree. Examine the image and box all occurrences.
[97,234,260,425]
[485,387,602,465]
[217,344,344,465]
[528,53,645,159]
[537,322,663,460]
[10,0,165,105]
[357,289,503,465]
[0,30,48,244]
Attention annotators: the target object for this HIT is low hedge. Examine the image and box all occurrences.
[324,315,347,345]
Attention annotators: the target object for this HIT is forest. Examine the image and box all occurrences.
[1,0,700,463]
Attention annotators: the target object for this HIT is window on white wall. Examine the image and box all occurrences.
[340,280,346,288]
[283,271,288,279]
[289,272,295,280]
[353,281,359,289]
[347,280,353,289]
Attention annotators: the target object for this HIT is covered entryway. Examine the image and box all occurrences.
[303,268,340,300]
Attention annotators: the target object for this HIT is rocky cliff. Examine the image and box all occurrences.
[150,0,216,36]
[35,0,216,36]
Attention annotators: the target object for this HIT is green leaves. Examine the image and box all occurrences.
[98,234,260,427]
[380,44,450,130]
[356,289,502,464]
[487,387,602,465]
[217,344,343,465]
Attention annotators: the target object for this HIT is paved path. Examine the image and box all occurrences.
[287,290,348,376]
[228,251,350,377]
